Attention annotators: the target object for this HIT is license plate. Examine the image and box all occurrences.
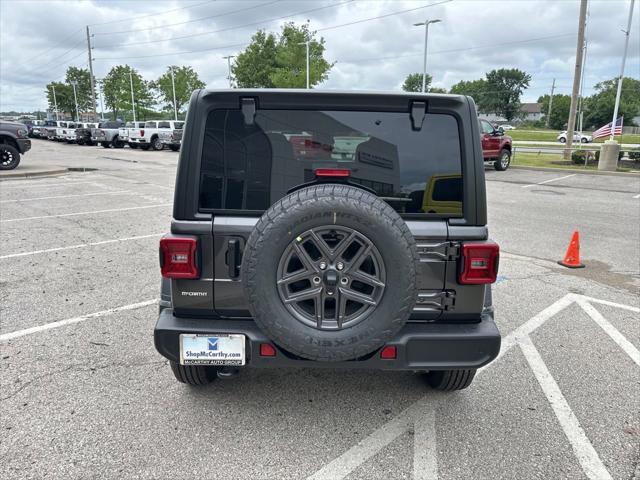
[180,334,245,366]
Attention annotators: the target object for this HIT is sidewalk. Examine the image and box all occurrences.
[0,161,68,180]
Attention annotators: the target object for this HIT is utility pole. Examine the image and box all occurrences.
[563,0,588,160]
[129,70,136,122]
[223,55,235,88]
[86,26,97,121]
[70,80,79,122]
[50,85,59,121]
[577,5,590,134]
[610,0,634,141]
[170,66,178,121]
[545,78,555,128]
[414,19,441,93]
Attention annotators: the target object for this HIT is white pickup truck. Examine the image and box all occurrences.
[118,121,146,148]
[128,120,183,151]
[52,122,77,142]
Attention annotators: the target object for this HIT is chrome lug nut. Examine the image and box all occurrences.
[336,262,344,271]
[319,261,327,270]
[313,276,321,285]
[327,291,334,295]
[340,277,348,285]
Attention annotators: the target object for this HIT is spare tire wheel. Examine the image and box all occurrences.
[241,184,418,362]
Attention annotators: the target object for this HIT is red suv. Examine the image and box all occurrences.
[479,119,512,171]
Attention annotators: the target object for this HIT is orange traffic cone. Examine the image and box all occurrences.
[558,231,585,268]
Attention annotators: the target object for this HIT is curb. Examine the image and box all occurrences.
[510,165,640,177]
[0,168,69,180]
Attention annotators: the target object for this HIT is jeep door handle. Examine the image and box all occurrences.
[227,239,241,278]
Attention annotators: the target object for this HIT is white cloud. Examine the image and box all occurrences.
[1,0,638,111]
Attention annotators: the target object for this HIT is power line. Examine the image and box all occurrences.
[33,38,87,72]
[341,33,575,64]
[94,42,248,61]
[15,28,84,68]
[94,0,282,36]
[94,0,451,61]
[317,0,451,32]
[96,0,355,49]
[89,0,216,28]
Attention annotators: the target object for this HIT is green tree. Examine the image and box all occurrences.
[449,79,490,112]
[45,66,95,120]
[583,77,640,128]
[232,22,333,88]
[102,65,154,121]
[45,82,73,119]
[152,65,205,114]
[537,94,571,130]
[482,68,531,121]
[402,73,432,92]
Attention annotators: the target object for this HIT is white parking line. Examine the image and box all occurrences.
[0,180,102,190]
[576,294,640,313]
[576,298,640,367]
[633,194,640,199]
[521,173,576,188]
[413,406,438,480]
[519,336,612,480]
[0,233,162,260]
[307,398,435,480]
[0,203,172,222]
[0,300,157,342]
[0,190,130,203]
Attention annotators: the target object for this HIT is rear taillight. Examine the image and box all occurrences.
[315,168,350,178]
[159,235,199,279]
[458,242,499,284]
[140,129,145,137]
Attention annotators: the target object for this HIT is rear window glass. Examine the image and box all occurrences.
[145,122,157,128]
[199,109,463,217]
[174,122,184,129]
[125,122,134,127]
[158,121,171,128]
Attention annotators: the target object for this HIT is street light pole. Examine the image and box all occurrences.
[610,0,635,141]
[70,80,79,122]
[414,19,441,93]
[170,66,178,121]
[51,85,58,121]
[299,40,310,89]
[223,55,235,88]
[98,80,104,120]
[129,70,136,122]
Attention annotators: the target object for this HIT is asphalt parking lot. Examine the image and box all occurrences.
[1,140,639,480]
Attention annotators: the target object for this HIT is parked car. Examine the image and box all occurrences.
[118,121,146,148]
[0,120,31,170]
[60,122,80,142]
[159,126,183,151]
[155,89,501,391]
[29,120,46,138]
[91,121,125,148]
[75,123,98,145]
[128,120,183,151]
[557,131,592,143]
[500,124,516,131]
[479,119,513,171]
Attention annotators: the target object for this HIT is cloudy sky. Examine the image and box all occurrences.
[1,0,638,112]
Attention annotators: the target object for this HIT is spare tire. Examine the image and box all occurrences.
[241,184,418,362]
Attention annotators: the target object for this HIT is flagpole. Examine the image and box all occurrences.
[610,0,634,141]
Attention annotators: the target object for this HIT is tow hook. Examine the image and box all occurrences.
[217,367,240,380]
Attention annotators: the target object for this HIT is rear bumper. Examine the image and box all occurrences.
[16,138,31,153]
[154,309,501,370]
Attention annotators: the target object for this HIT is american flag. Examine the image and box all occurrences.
[592,117,623,140]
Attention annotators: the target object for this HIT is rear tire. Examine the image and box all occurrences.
[425,369,476,391]
[151,136,163,151]
[129,143,138,149]
[112,136,124,148]
[141,145,150,151]
[169,145,180,152]
[0,144,21,170]
[559,137,566,143]
[169,361,218,386]
[494,149,511,171]
[102,142,111,148]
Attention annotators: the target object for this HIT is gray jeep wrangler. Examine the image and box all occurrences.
[154,90,501,391]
